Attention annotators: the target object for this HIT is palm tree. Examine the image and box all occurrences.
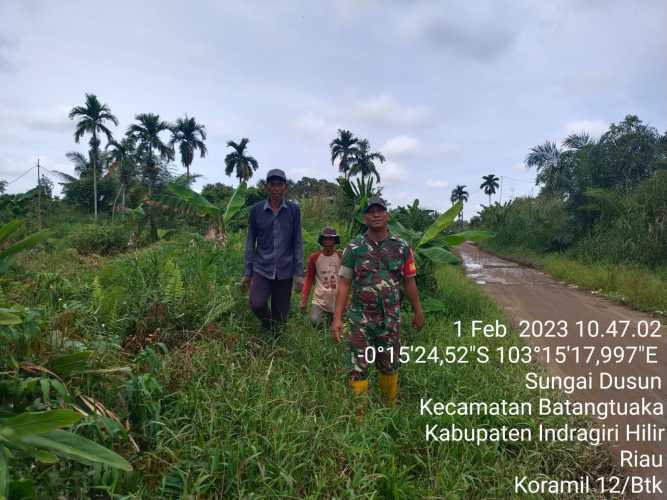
[106,137,137,214]
[562,132,593,150]
[525,140,565,195]
[127,113,174,194]
[69,94,118,220]
[169,115,207,183]
[127,113,174,241]
[349,139,385,183]
[480,174,500,205]
[330,129,360,179]
[450,185,469,223]
[224,138,258,182]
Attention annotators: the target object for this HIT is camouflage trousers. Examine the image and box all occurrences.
[348,308,401,380]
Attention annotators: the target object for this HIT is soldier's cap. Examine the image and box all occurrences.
[363,196,387,213]
[266,169,287,182]
[318,226,341,245]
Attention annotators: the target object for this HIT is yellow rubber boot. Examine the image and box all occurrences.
[378,372,398,407]
[349,378,369,418]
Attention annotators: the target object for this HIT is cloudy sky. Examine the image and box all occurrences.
[1,0,665,217]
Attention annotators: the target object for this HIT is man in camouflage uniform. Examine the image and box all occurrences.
[331,196,424,407]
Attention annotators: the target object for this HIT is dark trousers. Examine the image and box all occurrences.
[249,274,293,332]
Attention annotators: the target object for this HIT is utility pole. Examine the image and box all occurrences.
[499,176,503,203]
[37,158,42,229]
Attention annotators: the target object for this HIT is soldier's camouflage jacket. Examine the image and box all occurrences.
[338,232,417,324]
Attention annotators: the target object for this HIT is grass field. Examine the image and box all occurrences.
[10,236,618,498]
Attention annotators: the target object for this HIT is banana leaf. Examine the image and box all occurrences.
[0,231,50,262]
[418,201,462,248]
[20,430,132,471]
[223,182,247,224]
[166,183,220,218]
[0,410,81,439]
[417,246,460,265]
[0,221,22,244]
[388,220,421,245]
[442,230,493,246]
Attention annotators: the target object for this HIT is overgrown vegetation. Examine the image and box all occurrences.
[478,115,666,266]
[2,102,651,497]
[477,115,667,309]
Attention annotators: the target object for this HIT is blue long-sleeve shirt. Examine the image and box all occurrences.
[244,198,304,280]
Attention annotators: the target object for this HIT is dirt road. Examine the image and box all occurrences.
[457,243,666,497]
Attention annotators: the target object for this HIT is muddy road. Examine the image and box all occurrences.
[457,243,666,496]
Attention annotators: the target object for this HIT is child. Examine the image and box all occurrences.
[300,227,342,325]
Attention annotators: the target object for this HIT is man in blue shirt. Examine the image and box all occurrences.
[243,169,304,333]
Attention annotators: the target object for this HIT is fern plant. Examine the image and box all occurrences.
[159,259,184,305]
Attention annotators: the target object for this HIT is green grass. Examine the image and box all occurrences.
[7,231,618,498]
[41,265,616,497]
[482,240,667,316]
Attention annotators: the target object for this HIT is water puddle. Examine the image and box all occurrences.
[459,246,528,285]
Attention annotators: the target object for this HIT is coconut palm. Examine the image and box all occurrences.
[224,138,258,182]
[330,129,360,179]
[480,174,500,205]
[349,139,385,183]
[169,115,207,183]
[69,94,118,220]
[106,137,138,214]
[450,185,469,222]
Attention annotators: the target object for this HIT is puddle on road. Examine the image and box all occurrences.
[459,247,530,286]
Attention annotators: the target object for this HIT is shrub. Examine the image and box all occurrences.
[482,196,575,252]
[69,224,130,256]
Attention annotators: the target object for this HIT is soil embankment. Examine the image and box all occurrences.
[458,242,666,497]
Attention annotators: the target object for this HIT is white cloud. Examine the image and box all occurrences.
[353,95,430,128]
[426,179,449,188]
[563,119,609,138]
[291,112,335,141]
[380,160,408,185]
[511,162,528,172]
[381,135,420,157]
[396,191,410,202]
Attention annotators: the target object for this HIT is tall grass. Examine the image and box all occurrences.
[8,226,617,498]
[37,263,616,497]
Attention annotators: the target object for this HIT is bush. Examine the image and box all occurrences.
[570,172,667,266]
[481,196,575,252]
[69,224,130,255]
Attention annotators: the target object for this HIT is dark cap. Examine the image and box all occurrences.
[364,196,387,213]
[318,226,341,245]
[266,169,287,182]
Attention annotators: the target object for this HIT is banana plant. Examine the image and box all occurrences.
[338,176,381,239]
[0,221,132,497]
[157,182,247,245]
[0,221,50,324]
[0,409,132,498]
[389,201,492,267]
